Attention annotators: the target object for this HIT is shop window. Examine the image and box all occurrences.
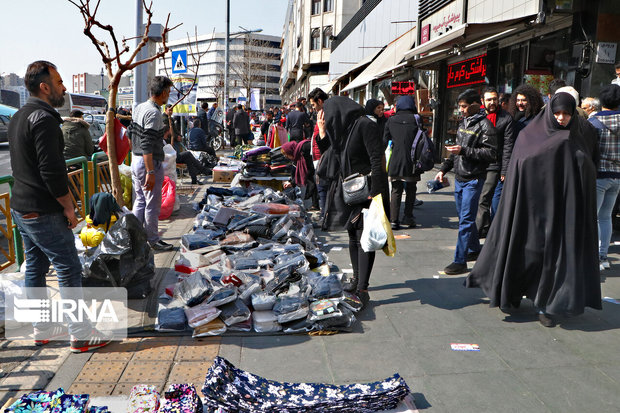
[324,0,333,12]
[322,26,333,49]
[311,28,320,50]
[311,0,321,15]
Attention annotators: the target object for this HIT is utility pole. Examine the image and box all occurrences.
[132,0,145,108]
[224,0,230,112]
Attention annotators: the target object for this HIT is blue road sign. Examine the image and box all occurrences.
[171,50,188,74]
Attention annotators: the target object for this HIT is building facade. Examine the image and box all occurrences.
[157,32,282,110]
[72,73,131,95]
[280,0,362,104]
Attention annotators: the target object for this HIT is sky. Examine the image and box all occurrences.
[0,0,288,84]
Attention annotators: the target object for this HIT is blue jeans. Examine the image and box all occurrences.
[131,157,165,244]
[12,210,91,338]
[317,182,328,218]
[454,178,485,264]
[596,178,620,258]
[491,180,504,219]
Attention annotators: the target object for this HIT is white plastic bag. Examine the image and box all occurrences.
[360,199,388,252]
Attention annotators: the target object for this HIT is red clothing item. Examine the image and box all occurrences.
[311,124,321,161]
[487,112,497,127]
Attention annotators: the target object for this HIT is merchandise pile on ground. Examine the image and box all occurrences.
[156,184,363,337]
[240,146,293,179]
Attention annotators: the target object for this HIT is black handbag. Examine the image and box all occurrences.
[341,119,371,206]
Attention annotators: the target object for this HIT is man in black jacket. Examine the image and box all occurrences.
[232,104,251,144]
[285,102,310,142]
[476,87,514,238]
[435,89,497,275]
[9,61,111,352]
[196,101,209,134]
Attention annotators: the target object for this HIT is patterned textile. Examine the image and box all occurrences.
[127,384,160,412]
[5,388,108,413]
[590,111,620,174]
[158,383,203,413]
[202,357,410,412]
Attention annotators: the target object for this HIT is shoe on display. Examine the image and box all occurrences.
[443,262,468,275]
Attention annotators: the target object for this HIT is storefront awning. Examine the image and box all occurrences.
[341,28,416,93]
[318,79,338,93]
[404,17,534,61]
[331,48,384,83]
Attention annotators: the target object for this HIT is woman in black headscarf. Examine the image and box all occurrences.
[465,92,601,327]
[341,98,389,302]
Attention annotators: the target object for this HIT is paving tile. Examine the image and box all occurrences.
[112,382,164,396]
[513,366,620,411]
[167,361,212,394]
[547,327,620,364]
[118,360,171,383]
[217,337,242,366]
[89,340,139,362]
[74,361,126,383]
[27,346,70,366]
[384,305,475,339]
[133,343,179,361]
[174,339,219,361]
[0,363,55,391]
[68,383,115,397]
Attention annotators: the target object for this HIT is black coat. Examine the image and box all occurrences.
[233,110,250,135]
[486,109,514,174]
[383,109,419,179]
[440,111,497,181]
[465,96,601,316]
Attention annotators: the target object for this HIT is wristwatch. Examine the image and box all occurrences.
[146,170,155,175]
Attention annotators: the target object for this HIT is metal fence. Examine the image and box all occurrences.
[0,151,119,269]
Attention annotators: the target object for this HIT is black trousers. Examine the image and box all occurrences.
[476,170,499,234]
[348,226,376,292]
[390,180,416,223]
[289,129,304,142]
[177,151,209,179]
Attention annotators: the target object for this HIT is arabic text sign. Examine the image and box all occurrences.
[447,54,487,89]
[391,81,416,95]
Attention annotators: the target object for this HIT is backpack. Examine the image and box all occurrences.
[410,114,436,173]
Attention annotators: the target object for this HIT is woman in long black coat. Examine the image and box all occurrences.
[465,92,601,327]
[343,99,390,301]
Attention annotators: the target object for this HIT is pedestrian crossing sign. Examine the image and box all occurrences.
[171,50,187,74]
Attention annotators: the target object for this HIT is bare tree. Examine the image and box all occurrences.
[68,0,181,206]
[202,65,225,105]
[229,36,278,106]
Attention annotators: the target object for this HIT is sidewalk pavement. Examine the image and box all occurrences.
[3,169,620,411]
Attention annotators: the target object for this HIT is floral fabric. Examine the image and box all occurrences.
[158,383,203,413]
[5,388,108,413]
[127,384,160,412]
[202,357,410,412]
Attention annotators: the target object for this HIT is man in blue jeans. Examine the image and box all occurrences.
[435,89,497,275]
[8,61,111,352]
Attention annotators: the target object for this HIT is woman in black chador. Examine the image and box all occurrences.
[465,92,602,327]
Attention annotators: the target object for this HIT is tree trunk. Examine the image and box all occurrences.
[105,83,124,207]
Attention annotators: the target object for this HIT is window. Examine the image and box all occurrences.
[311,28,320,50]
[311,0,321,15]
[322,26,333,49]
[324,0,333,12]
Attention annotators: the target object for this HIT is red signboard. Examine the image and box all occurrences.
[391,81,416,95]
[447,54,487,89]
[421,25,430,44]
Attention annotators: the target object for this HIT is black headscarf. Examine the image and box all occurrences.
[549,92,576,131]
[323,96,365,152]
[364,99,383,118]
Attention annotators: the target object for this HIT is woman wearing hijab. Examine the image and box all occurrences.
[383,96,420,229]
[281,139,315,205]
[465,92,601,327]
[341,98,389,302]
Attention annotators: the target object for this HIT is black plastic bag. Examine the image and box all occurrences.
[174,272,213,307]
[81,214,155,298]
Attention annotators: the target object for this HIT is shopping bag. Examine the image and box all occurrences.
[159,176,176,219]
[385,140,392,172]
[360,195,388,252]
[378,194,397,257]
[99,117,130,165]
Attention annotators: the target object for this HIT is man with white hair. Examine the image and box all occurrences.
[581,97,601,118]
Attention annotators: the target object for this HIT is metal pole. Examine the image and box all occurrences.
[224,0,230,112]
[132,0,144,108]
[264,63,267,110]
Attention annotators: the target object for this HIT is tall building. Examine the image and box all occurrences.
[72,73,131,94]
[4,86,29,107]
[1,73,24,88]
[156,32,282,110]
[280,0,363,103]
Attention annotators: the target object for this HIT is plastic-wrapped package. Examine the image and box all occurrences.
[340,291,363,312]
[258,269,275,286]
[238,282,262,305]
[175,256,196,274]
[173,272,213,307]
[236,194,265,210]
[185,303,222,328]
[273,252,309,277]
[230,258,260,271]
[204,284,238,307]
[306,272,343,299]
[221,274,243,287]
[213,207,249,227]
[252,310,282,333]
[271,217,293,240]
[156,307,187,332]
[244,225,273,239]
[251,203,290,215]
[308,299,342,321]
[192,318,227,337]
[304,249,328,269]
[264,269,303,296]
[181,233,219,251]
[313,306,356,331]
[219,299,251,326]
[251,292,276,311]
[220,231,254,246]
[273,294,309,324]
[228,318,253,332]
[280,317,309,333]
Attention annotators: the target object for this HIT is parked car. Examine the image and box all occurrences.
[0,115,10,143]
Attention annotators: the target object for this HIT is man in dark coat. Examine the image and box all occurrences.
[466,92,601,327]
[232,104,251,145]
[285,102,310,142]
[476,87,514,237]
[435,89,497,275]
[226,105,236,147]
[383,96,420,229]
[197,101,209,134]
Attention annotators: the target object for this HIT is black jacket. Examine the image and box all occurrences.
[441,111,497,181]
[8,97,69,213]
[485,109,514,174]
[285,110,309,134]
[197,107,209,134]
[233,110,250,135]
[383,109,419,179]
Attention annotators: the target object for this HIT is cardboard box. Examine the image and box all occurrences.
[212,166,239,183]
